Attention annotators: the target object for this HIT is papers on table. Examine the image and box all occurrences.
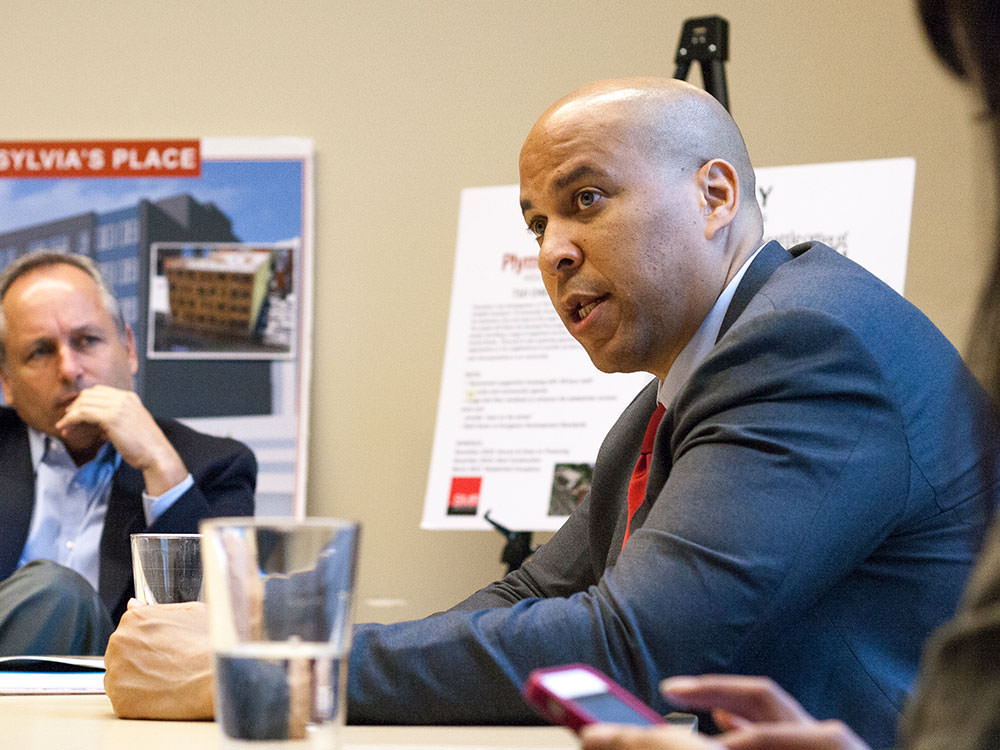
[0,655,106,694]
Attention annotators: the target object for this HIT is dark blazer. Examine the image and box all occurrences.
[347,242,1000,749]
[0,407,256,623]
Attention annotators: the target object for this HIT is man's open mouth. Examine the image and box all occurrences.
[575,296,607,322]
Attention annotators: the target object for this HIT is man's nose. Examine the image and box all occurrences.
[537,224,582,276]
[57,345,84,382]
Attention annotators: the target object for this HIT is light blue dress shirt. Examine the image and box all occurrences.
[17,428,193,591]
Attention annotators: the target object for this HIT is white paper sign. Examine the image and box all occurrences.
[422,158,915,532]
[756,158,914,294]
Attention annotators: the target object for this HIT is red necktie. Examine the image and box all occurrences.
[623,403,666,548]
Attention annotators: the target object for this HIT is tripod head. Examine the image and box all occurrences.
[673,15,730,111]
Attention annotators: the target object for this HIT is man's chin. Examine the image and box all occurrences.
[58,423,105,453]
[585,347,640,375]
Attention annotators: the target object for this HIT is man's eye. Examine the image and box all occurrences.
[527,216,547,238]
[74,335,102,350]
[26,345,52,361]
[576,189,600,209]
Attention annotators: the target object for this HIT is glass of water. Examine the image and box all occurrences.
[200,517,360,748]
[131,533,202,604]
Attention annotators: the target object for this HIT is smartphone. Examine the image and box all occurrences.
[522,663,674,732]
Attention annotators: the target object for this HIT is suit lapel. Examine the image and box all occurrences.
[0,411,36,580]
[606,242,797,558]
[640,241,794,511]
[717,240,793,342]
[98,463,145,613]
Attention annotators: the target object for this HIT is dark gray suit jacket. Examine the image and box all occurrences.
[347,242,1000,749]
[0,407,257,623]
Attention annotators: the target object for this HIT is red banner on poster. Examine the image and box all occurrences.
[447,476,482,515]
[0,140,201,178]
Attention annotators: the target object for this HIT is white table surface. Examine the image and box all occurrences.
[1,693,579,749]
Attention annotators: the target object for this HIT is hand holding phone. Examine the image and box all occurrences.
[523,663,678,732]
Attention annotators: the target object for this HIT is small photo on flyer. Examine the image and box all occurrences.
[147,241,298,360]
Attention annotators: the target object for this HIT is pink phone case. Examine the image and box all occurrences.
[522,663,667,732]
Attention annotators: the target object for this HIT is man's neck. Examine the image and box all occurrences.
[66,443,102,466]
[656,243,765,408]
[45,427,106,467]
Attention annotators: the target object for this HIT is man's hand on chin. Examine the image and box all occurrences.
[56,385,187,495]
[104,599,215,720]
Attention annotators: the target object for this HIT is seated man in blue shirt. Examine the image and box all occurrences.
[0,250,257,656]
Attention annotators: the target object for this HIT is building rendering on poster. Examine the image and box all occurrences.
[0,137,314,516]
[423,158,915,532]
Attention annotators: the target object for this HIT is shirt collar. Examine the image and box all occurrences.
[28,426,117,473]
[657,244,764,408]
[28,427,47,473]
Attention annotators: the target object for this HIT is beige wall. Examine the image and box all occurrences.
[5,0,990,623]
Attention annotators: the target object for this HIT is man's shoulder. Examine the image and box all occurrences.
[756,241,926,328]
[778,241,892,291]
[720,241,981,415]
[153,417,254,462]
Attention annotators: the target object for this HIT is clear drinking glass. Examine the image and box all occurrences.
[200,517,360,748]
[130,533,203,604]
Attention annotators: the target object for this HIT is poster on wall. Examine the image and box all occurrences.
[422,157,915,532]
[0,137,314,517]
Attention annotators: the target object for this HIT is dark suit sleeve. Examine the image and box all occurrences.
[346,311,915,727]
[147,436,257,532]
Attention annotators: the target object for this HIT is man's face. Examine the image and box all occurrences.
[518,101,729,378]
[0,263,137,441]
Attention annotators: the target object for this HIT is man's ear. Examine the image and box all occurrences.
[695,158,740,240]
[124,323,139,376]
[1,368,12,406]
